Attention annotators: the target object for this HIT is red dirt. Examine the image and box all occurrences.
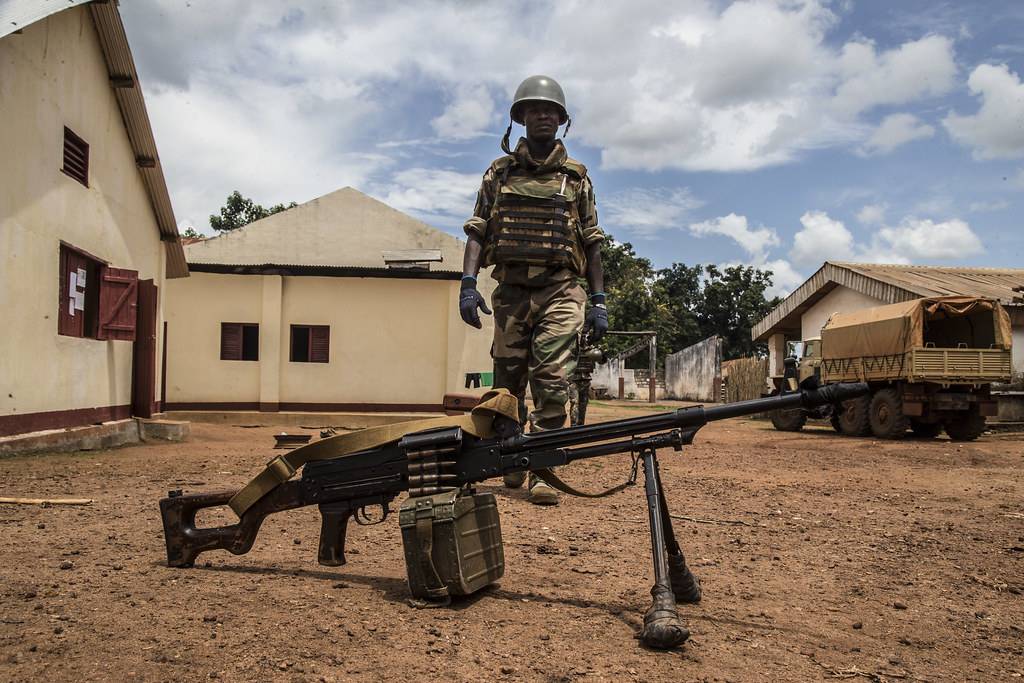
[1,404,1022,682]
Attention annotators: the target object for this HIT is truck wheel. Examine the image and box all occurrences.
[943,412,986,442]
[910,420,942,438]
[771,409,806,432]
[836,396,871,436]
[869,389,909,439]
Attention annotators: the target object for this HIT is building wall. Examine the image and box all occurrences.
[0,8,166,426]
[164,273,494,408]
[801,287,884,340]
[665,336,721,402]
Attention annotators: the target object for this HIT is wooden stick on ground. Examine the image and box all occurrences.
[670,514,755,527]
[0,497,93,506]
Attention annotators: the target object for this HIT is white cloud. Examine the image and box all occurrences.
[877,218,984,259]
[832,36,957,116]
[120,0,966,227]
[760,258,807,298]
[789,210,984,266]
[856,203,886,225]
[858,113,935,156]
[689,214,780,262]
[944,63,1024,159]
[790,211,855,266]
[602,188,704,238]
[968,199,1010,212]
[375,168,481,226]
[431,84,496,140]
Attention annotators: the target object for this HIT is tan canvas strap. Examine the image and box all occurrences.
[532,460,638,499]
[228,389,520,517]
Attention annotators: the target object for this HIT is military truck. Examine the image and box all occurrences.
[768,296,1013,441]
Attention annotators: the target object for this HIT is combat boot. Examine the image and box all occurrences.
[527,473,559,506]
[503,471,527,489]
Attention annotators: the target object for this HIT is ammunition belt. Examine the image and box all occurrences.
[407,442,460,498]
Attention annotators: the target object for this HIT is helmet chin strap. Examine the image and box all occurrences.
[500,115,572,155]
[500,119,513,155]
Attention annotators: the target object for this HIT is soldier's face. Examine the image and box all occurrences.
[522,102,562,143]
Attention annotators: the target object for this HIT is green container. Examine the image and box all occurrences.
[399,489,504,601]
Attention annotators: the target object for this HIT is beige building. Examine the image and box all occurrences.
[752,262,1024,378]
[0,2,187,437]
[164,188,494,412]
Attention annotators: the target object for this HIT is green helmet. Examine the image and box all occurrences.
[510,75,568,125]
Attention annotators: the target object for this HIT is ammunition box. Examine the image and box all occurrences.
[399,489,504,601]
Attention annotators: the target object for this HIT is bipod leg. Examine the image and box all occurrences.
[655,467,701,604]
[638,447,690,649]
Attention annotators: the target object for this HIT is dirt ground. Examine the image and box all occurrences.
[1,402,1022,683]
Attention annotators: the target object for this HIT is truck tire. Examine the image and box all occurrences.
[869,388,909,439]
[944,412,986,442]
[771,409,806,432]
[836,396,871,436]
[910,420,942,438]
[830,414,843,433]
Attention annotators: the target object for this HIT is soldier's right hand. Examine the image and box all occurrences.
[459,278,491,329]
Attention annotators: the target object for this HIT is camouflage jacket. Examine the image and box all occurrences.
[464,138,604,287]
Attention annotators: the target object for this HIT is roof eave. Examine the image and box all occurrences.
[88,3,188,278]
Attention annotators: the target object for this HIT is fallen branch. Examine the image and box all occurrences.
[0,497,93,506]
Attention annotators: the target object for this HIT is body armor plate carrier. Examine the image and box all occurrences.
[488,170,583,271]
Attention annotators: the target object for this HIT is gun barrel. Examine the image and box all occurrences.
[504,382,869,452]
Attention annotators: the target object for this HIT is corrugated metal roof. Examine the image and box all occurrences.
[752,262,1024,341]
[3,1,188,277]
[88,3,187,278]
[0,0,91,39]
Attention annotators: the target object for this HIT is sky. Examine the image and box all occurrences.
[119,0,1024,296]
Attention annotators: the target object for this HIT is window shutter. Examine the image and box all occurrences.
[96,266,138,341]
[58,247,88,337]
[221,323,242,360]
[310,326,330,363]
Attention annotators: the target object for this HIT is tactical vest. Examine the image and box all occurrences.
[485,161,586,274]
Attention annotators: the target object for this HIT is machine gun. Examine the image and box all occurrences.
[159,382,868,649]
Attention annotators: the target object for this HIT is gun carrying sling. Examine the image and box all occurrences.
[228,389,521,517]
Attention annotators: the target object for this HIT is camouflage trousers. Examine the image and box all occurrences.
[491,279,586,431]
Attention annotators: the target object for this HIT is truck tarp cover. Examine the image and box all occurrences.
[821,296,1012,359]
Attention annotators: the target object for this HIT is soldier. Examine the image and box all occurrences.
[459,75,608,505]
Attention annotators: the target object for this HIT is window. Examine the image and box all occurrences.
[62,127,89,187]
[290,325,329,363]
[58,244,138,340]
[220,323,259,361]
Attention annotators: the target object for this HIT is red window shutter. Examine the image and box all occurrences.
[310,325,330,363]
[96,266,138,341]
[220,323,242,360]
[58,247,87,337]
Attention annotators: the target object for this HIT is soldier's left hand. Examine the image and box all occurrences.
[585,304,608,341]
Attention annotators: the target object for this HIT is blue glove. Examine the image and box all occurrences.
[459,277,491,329]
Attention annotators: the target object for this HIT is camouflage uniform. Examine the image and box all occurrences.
[464,138,604,430]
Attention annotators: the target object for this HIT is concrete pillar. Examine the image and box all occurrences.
[259,275,283,411]
[768,333,786,377]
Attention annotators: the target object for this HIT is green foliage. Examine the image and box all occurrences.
[181,226,203,239]
[599,235,781,367]
[209,191,298,232]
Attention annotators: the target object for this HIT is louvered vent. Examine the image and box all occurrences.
[62,127,89,187]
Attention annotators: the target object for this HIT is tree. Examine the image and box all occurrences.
[181,225,204,239]
[209,191,298,232]
[693,265,780,359]
[597,235,781,367]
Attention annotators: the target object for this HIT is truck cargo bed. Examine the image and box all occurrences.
[822,347,1011,384]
